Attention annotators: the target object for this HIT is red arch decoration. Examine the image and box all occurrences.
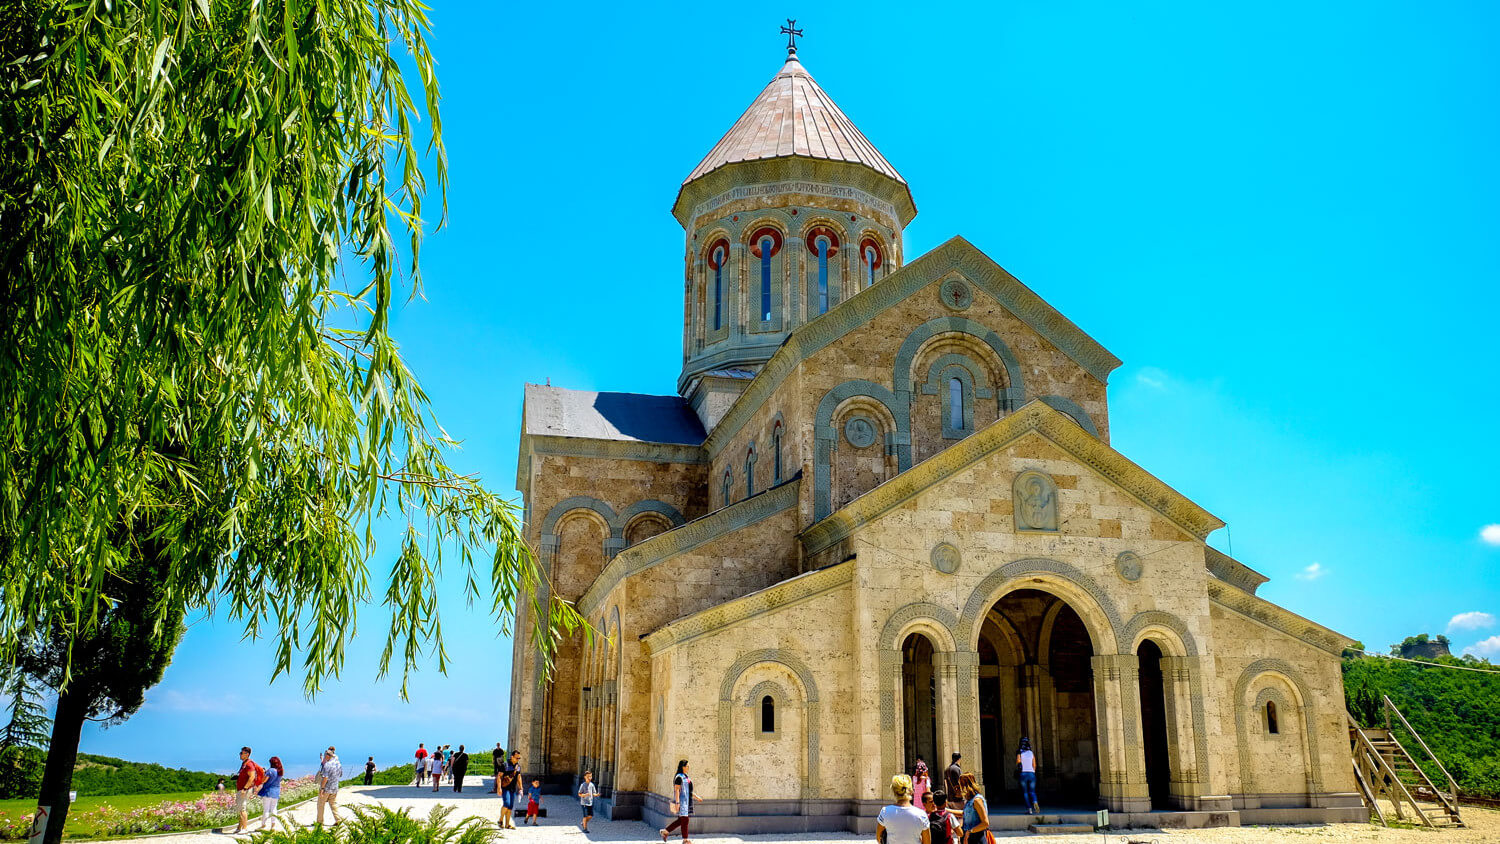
[749,227,783,257]
[804,226,842,256]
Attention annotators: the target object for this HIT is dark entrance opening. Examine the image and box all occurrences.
[1136,640,1172,809]
[901,633,938,775]
[977,589,1099,807]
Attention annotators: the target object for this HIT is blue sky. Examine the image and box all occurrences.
[75,1,1499,776]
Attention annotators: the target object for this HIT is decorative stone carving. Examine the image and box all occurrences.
[1116,550,1143,582]
[844,415,878,448]
[939,277,973,311]
[931,542,961,574]
[1013,470,1059,532]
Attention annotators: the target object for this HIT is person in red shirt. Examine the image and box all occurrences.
[413,743,429,786]
[233,747,265,834]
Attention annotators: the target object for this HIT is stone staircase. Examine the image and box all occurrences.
[1348,696,1464,828]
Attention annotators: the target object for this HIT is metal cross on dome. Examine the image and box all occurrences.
[780,19,804,54]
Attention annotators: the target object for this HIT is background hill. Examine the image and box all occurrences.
[1344,652,1500,800]
[0,751,226,800]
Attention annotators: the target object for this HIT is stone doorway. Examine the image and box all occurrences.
[1137,640,1173,808]
[978,588,1099,806]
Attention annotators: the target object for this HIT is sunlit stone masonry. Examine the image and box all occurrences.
[506,40,1363,835]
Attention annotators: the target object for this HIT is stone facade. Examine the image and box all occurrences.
[506,48,1364,832]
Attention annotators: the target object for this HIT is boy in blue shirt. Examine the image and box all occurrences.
[525,778,543,825]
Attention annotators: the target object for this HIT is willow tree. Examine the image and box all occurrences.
[0,0,578,839]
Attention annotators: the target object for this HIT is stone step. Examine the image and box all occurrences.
[1028,823,1095,834]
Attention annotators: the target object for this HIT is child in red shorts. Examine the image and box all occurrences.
[525,778,543,825]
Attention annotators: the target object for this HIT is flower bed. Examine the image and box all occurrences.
[0,776,319,839]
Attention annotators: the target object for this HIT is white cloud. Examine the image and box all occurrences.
[1135,367,1168,390]
[1294,562,1325,581]
[1481,524,1500,546]
[148,689,247,714]
[1464,636,1500,660]
[1448,611,1496,632]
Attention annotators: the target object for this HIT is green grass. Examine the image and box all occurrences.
[0,791,210,838]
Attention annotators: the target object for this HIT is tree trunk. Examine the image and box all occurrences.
[35,687,87,844]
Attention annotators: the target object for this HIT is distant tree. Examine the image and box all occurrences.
[0,0,584,841]
[0,670,50,799]
[1436,634,1451,647]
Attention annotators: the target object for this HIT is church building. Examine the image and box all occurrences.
[507,38,1364,832]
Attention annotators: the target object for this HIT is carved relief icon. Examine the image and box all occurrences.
[844,416,878,449]
[1014,472,1059,531]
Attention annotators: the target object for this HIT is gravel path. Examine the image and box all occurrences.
[110,778,1500,843]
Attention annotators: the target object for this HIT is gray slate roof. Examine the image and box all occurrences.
[524,385,706,445]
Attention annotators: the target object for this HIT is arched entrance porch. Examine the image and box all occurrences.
[976,588,1099,806]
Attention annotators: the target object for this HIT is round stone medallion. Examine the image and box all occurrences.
[1116,550,1144,583]
[844,416,878,448]
[931,542,961,574]
[939,278,973,311]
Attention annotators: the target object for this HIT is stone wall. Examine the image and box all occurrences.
[508,447,708,776]
[703,261,1112,535]
[589,496,803,796]
[1206,603,1359,809]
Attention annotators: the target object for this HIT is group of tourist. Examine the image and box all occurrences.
[412,742,473,792]
[226,745,345,834]
[881,739,1042,844]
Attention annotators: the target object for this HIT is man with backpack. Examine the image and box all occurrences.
[232,746,265,834]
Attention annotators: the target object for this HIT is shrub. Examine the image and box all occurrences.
[252,805,494,844]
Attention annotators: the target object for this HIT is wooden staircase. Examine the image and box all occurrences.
[1348,695,1463,828]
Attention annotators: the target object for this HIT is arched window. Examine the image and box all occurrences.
[806,226,841,316]
[745,446,756,498]
[750,228,782,327]
[948,377,964,431]
[1266,701,1279,734]
[772,422,784,484]
[722,469,733,506]
[760,238,774,321]
[709,242,729,332]
[816,236,830,314]
[860,237,883,289]
[761,695,775,733]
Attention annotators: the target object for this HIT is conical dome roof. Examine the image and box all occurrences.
[682,52,906,186]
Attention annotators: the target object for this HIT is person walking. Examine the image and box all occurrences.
[451,745,470,792]
[577,769,598,833]
[443,745,454,784]
[958,773,989,844]
[316,747,344,826]
[256,757,284,832]
[499,750,522,829]
[877,774,931,844]
[912,758,931,811]
[659,759,701,842]
[923,788,957,844]
[524,778,543,825]
[232,747,265,834]
[944,753,963,811]
[1017,737,1040,814]
[429,748,445,793]
[414,743,428,786]
[363,757,376,786]
[491,743,505,792]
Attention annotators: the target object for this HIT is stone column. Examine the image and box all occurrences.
[1092,654,1150,812]
[1160,656,1207,807]
[729,242,746,340]
[786,236,803,328]
[951,651,982,787]
[997,665,1020,794]
[932,651,963,782]
[901,662,917,769]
